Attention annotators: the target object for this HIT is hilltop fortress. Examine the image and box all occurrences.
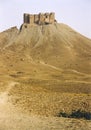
[24,12,56,25]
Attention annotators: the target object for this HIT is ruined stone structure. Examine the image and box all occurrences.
[24,12,56,25]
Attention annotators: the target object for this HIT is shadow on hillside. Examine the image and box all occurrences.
[58,109,91,120]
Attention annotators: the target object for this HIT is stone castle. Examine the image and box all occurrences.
[24,12,56,25]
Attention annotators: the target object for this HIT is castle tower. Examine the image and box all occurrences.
[29,15,34,24]
[49,13,55,24]
[34,14,39,24]
[39,13,45,24]
[45,13,50,24]
[24,13,29,23]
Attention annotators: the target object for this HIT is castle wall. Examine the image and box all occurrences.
[23,12,55,25]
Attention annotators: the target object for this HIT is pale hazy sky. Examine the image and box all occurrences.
[0,0,91,38]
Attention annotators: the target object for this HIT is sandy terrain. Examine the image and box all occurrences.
[0,81,90,130]
[0,89,91,130]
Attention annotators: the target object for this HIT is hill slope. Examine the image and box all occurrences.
[0,23,91,129]
[0,23,91,73]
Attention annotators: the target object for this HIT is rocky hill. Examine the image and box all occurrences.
[0,21,91,129]
[0,23,91,73]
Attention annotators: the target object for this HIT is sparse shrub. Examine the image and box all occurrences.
[70,109,91,120]
[58,112,68,118]
[58,109,91,120]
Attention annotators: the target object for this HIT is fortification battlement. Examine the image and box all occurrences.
[24,12,56,25]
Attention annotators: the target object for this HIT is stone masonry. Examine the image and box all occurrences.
[24,12,56,25]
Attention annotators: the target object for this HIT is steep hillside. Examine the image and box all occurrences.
[0,23,91,73]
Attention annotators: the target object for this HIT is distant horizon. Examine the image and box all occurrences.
[0,0,91,39]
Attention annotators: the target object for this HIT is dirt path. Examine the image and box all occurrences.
[40,61,62,71]
[0,81,91,130]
